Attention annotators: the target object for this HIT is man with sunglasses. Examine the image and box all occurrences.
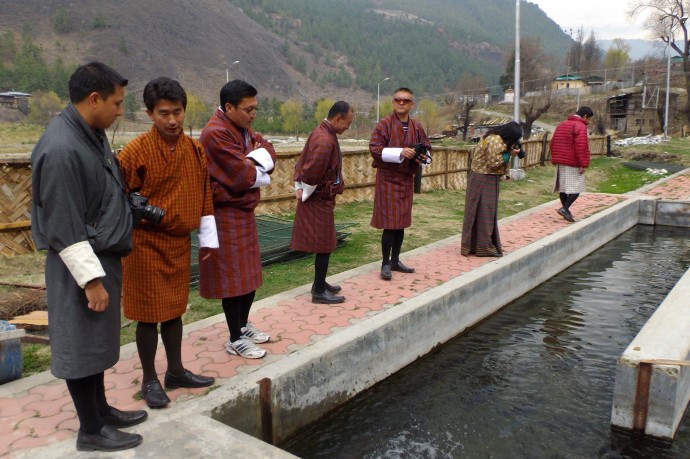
[199,80,276,359]
[370,87,431,280]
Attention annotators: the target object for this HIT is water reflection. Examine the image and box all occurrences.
[283,225,690,458]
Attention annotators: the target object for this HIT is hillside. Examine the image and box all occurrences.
[0,0,570,105]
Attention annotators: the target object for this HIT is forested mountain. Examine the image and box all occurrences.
[0,0,569,104]
[232,0,570,94]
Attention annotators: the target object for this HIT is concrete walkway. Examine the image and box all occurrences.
[2,171,690,458]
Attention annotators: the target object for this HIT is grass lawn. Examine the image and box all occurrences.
[9,145,687,376]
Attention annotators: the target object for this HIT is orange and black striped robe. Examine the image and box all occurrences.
[118,126,214,323]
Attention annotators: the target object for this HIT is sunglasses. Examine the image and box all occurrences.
[393,97,413,104]
[237,105,259,115]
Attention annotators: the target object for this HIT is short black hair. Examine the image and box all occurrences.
[576,106,594,118]
[327,101,351,120]
[394,87,414,96]
[220,79,258,110]
[68,61,128,104]
[143,77,187,111]
[484,121,522,147]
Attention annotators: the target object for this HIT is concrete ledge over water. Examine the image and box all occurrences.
[611,266,690,440]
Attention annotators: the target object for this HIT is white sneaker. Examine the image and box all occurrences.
[241,322,270,343]
[225,338,267,359]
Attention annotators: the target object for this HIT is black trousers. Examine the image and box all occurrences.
[222,291,256,342]
[65,372,110,434]
[381,229,404,265]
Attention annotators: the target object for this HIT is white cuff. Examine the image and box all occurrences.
[301,182,317,201]
[251,168,271,188]
[422,150,432,165]
[382,148,404,163]
[198,215,219,248]
[247,148,274,172]
[294,181,303,191]
[59,241,106,288]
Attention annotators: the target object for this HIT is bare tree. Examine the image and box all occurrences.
[440,93,476,141]
[456,98,477,141]
[566,28,585,72]
[500,36,554,91]
[521,92,552,140]
[581,31,604,73]
[630,0,690,125]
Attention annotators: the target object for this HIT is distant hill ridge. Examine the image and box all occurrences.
[0,0,570,103]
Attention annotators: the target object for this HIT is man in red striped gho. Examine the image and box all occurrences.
[369,87,431,280]
[291,101,354,304]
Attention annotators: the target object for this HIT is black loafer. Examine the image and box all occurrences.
[141,380,170,409]
[311,282,342,294]
[557,207,575,223]
[101,407,148,428]
[312,290,346,304]
[380,264,392,280]
[325,282,342,293]
[164,369,215,389]
[76,425,143,452]
[391,261,415,273]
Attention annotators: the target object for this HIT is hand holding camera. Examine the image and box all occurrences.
[511,141,526,159]
[411,143,430,164]
[129,192,165,227]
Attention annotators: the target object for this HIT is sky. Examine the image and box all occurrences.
[528,0,651,40]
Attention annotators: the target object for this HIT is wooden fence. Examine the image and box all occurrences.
[0,135,610,256]
[256,133,610,214]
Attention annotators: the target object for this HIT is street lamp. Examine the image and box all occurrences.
[226,60,240,83]
[663,16,687,139]
[376,77,389,122]
[510,0,524,178]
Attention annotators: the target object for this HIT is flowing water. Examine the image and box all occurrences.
[283,225,690,458]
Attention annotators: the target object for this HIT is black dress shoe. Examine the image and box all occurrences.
[76,425,143,452]
[164,369,215,389]
[311,282,342,294]
[557,207,575,223]
[325,282,342,293]
[101,406,148,428]
[476,251,503,258]
[391,261,415,273]
[141,380,170,409]
[312,289,345,304]
[380,264,392,280]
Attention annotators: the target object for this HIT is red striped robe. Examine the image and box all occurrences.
[290,120,344,254]
[118,126,214,322]
[198,108,276,298]
[369,113,430,229]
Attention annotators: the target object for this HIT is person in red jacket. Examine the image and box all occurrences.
[550,106,594,222]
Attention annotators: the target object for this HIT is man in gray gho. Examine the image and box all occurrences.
[31,62,146,452]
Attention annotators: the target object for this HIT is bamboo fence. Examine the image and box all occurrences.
[1,135,610,256]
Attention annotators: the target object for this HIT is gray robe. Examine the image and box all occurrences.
[31,104,133,379]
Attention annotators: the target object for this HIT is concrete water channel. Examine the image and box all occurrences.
[283,224,690,458]
[4,171,690,458]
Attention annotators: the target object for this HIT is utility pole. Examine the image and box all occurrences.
[510,0,524,179]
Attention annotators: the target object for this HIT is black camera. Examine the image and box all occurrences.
[513,141,526,159]
[129,192,164,226]
[411,143,429,163]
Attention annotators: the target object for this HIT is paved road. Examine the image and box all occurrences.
[477,109,559,133]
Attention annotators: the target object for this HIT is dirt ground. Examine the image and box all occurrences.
[0,251,47,321]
